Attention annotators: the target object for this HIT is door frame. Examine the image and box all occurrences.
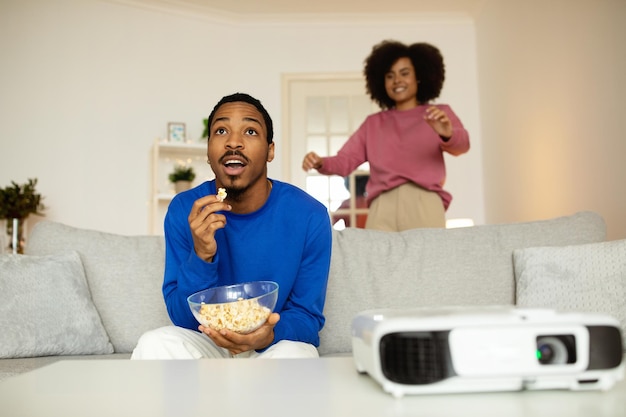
[280,72,364,185]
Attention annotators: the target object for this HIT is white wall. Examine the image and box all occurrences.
[476,0,626,240]
[0,0,482,235]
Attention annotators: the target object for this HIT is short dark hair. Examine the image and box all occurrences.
[363,40,445,110]
[207,92,274,143]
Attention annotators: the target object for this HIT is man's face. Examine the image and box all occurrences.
[207,102,275,194]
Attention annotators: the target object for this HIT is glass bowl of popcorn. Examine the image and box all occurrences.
[187,281,279,334]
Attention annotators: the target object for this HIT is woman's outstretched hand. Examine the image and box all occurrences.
[302,152,323,171]
[424,106,453,139]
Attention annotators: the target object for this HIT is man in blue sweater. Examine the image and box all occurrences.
[132,93,332,359]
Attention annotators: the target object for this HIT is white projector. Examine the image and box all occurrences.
[351,306,624,397]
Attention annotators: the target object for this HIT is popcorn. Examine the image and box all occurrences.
[198,297,271,334]
[217,187,227,202]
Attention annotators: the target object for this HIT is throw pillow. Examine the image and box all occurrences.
[25,221,170,353]
[0,252,114,358]
[514,239,626,349]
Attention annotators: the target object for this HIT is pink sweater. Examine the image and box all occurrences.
[318,104,469,210]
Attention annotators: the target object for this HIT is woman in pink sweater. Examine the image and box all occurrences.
[302,40,470,231]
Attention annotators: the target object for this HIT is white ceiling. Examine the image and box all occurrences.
[106,0,486,20]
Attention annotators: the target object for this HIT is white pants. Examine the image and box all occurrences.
[130,326,319,360]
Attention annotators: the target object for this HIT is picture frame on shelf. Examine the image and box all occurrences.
[167,122,186,143]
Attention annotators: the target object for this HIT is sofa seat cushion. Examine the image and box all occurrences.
[515,238,626,350]
[0,252,113,358]
[319,211,606,356]
[25,222,171,353]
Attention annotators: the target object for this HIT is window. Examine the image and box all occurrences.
[283,74,378,229]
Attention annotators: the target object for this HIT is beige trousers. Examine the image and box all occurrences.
[366,182,445,231]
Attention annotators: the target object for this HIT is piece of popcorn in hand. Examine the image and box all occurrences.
[217,187,227,202]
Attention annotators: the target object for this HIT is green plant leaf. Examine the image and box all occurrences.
[0,178,46,219]
[168,166,196,183]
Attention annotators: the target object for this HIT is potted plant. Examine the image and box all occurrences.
[0,178,46,254]
[202,118,209,139]
[169,165,196,193]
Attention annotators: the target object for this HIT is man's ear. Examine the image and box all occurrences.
[267,142,275,162]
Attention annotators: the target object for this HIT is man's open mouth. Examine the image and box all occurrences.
[222,155,248,176]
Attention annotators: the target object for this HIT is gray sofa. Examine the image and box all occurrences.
[1,211,624,381]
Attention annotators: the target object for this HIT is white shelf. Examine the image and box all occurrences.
[150,139,214,234]
[156,193,175,201]
[155,141,207,151]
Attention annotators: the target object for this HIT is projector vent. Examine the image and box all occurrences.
[379,331,451,385]
[587,325,623,369]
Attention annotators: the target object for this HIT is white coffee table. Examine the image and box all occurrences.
[0,357,624,417]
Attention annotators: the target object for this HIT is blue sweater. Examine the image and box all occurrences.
[162,179,332,348]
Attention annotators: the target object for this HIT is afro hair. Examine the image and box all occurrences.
[364,40,445,109]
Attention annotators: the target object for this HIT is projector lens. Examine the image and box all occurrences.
[536,336,571,365]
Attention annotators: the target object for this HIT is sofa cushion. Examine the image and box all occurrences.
[514,239,626,350]
[319,211,606,356]
[25,222,171,353]
[0,252,113,358]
